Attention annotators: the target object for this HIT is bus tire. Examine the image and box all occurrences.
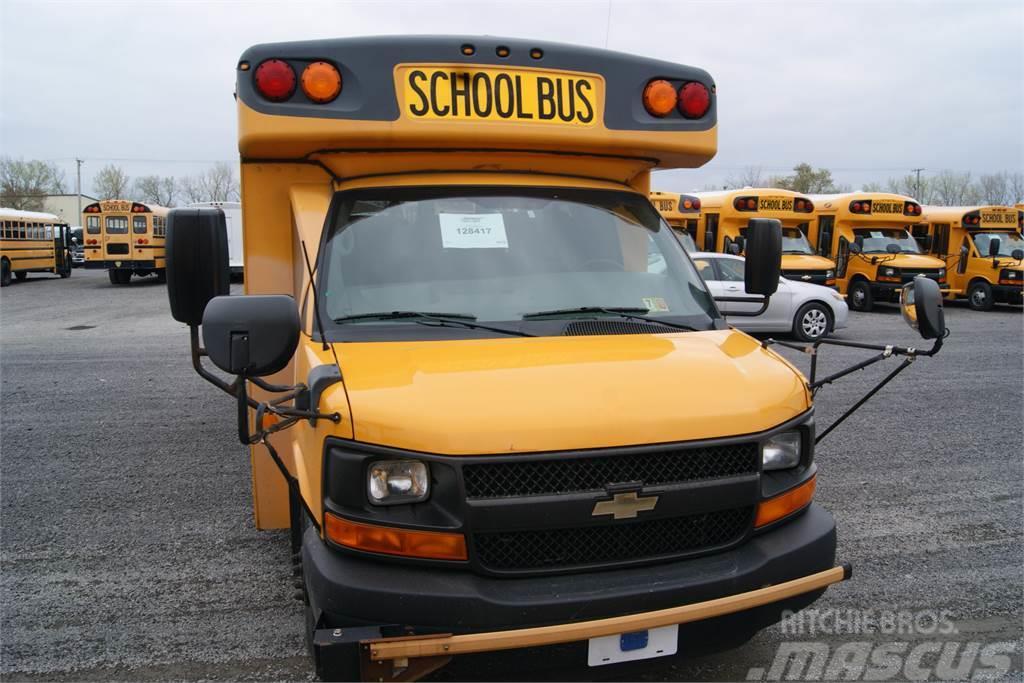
[60,262,71,278]
[967,280,994,311]
[15,271,27,282]
[793,302,832,342]
[1,259,10,287]
[847,279,873,312]
[156,269,167,284]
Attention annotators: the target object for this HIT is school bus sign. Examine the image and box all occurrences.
[398,65,601,125]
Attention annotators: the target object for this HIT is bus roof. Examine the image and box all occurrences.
[0,208,61,222]
[83,200,170,216]
[921,204,1019,228]
[236,35,718,181]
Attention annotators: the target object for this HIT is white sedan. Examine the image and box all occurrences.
[691,252,848,342]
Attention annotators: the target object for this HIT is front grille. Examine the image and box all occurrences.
[462,443,758,499]
[783,269,830,285]
[900,269,941,284]
[474,506,753,572]
[562,320,675,336]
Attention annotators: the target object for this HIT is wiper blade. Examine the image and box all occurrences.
[333,311,535,337]
[521,306,699,332]
[334,310,475,322]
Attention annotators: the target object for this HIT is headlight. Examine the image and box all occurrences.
[938,267,946,278]
[367,460,429,505]
[825,269,835,278]
[881,267,897,277]
[762,431,802,471]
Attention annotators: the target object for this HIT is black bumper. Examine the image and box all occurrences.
[84,260,158,270]
[993,284,1023,304]
[870,281,948,302]
[305,502,836,633]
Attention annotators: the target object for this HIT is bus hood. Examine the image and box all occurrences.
[879,254,946,269]
[781,254,835,270]
[333,330,809,455]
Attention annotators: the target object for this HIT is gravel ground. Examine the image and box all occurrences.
[1,268,1021,681]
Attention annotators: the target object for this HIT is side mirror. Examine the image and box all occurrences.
[202,295,299,377]
[1012,249,1024,261]
[886,243,901,254]
[959,245,969,256]
[919,235,932,251]
[166,208,230,326]
[743,218,782,296]
[988,238,1001,258]
[848,242,862,255]
[900,277,945,340]
[733,235,746,254]
[727,241,740,256]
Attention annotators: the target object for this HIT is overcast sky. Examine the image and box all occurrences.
[1,0,1021,195]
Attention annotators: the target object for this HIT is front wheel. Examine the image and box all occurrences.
[793,302,832,342]
[967,280,994,311]
[1,259,10,287]
[847,280,873,312]
[14,271,27,282]
[156,269,166,284]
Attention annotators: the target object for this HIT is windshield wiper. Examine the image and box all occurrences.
[333,311,535,337]
[521,306,700,332]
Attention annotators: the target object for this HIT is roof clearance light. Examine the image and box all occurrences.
[643,80,677,117]
[683,199,693,209]
[692,198,701,210]
[254,59,296,102]
[677,82,711,119]
[746,198,757,209]
[301,61,342,103]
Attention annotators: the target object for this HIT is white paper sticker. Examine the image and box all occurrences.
[439,213,508,249]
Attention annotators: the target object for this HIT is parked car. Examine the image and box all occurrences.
[70,227,84,267]
[691,252,848,341]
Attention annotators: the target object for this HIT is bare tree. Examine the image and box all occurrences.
[0,157,68,210]
[134,175,178,207]
[977,173,1010,206]
[881,174,934,203]
[1008,172,1024,205]
[861,181,885,192]
[723,166,764,189]
[930,171,978,206]
[93,164,131,199]
[179,162,240,204]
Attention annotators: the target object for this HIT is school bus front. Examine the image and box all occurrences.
[808,193,947,311]
[915,205,1023,310]
[688,189,836,286]
[163,36,859,681]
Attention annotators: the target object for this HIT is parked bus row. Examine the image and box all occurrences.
[651,189,1023,311]
[0,208,74,286]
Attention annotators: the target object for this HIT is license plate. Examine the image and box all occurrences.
[396,65,601,126]
[587,625,678,667]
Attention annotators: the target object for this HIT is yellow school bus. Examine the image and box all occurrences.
[913,205,1023,309]
[648,189,700,250]
[82,199,169,284]
[161,37,948,681]
[685,189,836,286]
[0,208,73,286]
[807,192,947,311]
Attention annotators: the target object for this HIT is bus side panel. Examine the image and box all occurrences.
[241,163,334,530]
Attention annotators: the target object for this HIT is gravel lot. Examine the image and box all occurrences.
[2,268,1021,681]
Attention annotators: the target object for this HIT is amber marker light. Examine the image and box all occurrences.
[755,475,816,528]
[300,61,342,103]
[643,79,677,117]
[324,512,467,561]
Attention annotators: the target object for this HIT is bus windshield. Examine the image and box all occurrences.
[852,228,921,254]
[320,187,717,338]
[781,227,814,254]
[672,228,697,253]
[971,231,1024,257]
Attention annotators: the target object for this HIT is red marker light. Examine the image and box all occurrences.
[683,199,693,209]
[692,198,701,210]
[746,198,756,210]
[254,59,296,102]
[677,82,710,118]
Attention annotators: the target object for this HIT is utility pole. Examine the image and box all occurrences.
[911,167,925,201]
[75,158,84,219]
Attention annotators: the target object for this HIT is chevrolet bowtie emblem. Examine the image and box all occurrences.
[592,491,659,520]
[801,275,812,280]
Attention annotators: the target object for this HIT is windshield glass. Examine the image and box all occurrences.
[319,187,718,340]
[672,228,697,253]
[781,227,814,254]
[972,231,1024,257]
[852,228,920,254]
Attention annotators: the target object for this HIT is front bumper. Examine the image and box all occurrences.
[870,281,948,302]
[84,259,158,270]
[993,284,1023,304]
[305,503,838,677]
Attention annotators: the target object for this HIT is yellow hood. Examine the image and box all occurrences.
[782,254,835,270]
[334,330,809,455]
[881,253,946,269]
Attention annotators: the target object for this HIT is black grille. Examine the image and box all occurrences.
[463,443,758,499]
[900,269,941,284]
[474,506,753,571]
[562,320,674,336]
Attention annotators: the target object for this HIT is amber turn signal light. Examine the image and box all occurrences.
[301,61,342,103]
[755,475,816,528]
[643,79,677,117]
[324,513,467,561]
